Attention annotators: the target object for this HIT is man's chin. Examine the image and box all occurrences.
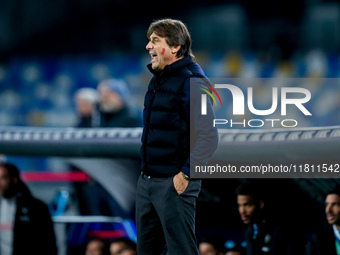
[327,219,340,227]
[151,63,163,71]
[331,220,340,226]
[242,219,251,224]
[151,65,159,71]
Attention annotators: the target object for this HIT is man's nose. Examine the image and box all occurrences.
[146,41,153,50]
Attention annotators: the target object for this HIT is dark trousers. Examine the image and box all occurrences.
[136,173,201,255]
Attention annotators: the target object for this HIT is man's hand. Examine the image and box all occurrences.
[173,171,189,195]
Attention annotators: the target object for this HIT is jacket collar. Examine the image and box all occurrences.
[147,56,194,77]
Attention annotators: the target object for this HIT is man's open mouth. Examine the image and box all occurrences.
[151,53,157,62]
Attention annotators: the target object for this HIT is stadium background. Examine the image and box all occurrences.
[0,0,339,253]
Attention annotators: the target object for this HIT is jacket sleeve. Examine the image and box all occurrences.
[181,77,219,177]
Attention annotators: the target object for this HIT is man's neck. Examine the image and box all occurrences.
[167,56,183,67]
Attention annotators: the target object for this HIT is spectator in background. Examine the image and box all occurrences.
[85,238,109,255]
[236,182,304,255]
[73,87,100,216]
[97,79,142,128]
[74,87,100,128]
[110,237,137,255]
[305,185,340,255]
[0,162,57,255]
[226,245,246,255]
[72,79,141,217]
[199,236,226,255]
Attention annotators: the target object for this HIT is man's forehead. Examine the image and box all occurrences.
[149,32,164,39]
[237,195,254,203]
[326,194,340,203]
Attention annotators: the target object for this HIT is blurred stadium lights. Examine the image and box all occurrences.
[0,0,338,57]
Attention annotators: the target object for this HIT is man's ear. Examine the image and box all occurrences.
[13,177,18,185]
[171,45,181,55]
[259,200,265,209]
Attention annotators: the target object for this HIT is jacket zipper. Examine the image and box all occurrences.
[143,80,158,172]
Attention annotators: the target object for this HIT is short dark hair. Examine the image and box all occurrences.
[111,237,136,251]
[0,163,20,179]
[87,238,109,254]
[236,182,264,203]
[200,236,226,253]
[327,184,340,197]
[147,18,195,60]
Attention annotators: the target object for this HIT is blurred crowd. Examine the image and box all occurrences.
[1,49,339,173]
[0,49,339,128]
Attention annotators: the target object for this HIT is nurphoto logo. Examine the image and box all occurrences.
[200,82,312,128]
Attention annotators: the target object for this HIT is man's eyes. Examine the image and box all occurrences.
[326,203,340,207]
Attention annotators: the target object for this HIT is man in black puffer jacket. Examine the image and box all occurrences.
[136,19,218,255]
